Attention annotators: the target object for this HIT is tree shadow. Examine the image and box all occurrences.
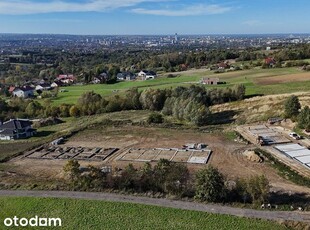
[244,94,264,99]
[269,191,310,206]
[34,130,56,137]
[208,110,239,125]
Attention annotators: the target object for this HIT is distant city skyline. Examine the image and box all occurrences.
[0,0,309,35]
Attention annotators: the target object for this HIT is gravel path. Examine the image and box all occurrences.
[0,190,309,223]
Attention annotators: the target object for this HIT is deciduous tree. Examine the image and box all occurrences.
[284,95,301,118]
[194,166,225,202]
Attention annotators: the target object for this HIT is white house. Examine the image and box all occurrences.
[35,83,52,91]
[51,81,64,88]
[116,72,136,81]
[138,70,157,80]
[12,86,34,98]
[0,119,36,140]
[92,72,110,84]
[57,74,76,84]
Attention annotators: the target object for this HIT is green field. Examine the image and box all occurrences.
[53,74,203,105]
[52,67,307,105]
[0,197,288,230]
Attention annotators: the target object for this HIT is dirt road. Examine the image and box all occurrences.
[0,190,309,223]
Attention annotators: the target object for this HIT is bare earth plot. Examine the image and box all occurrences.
[6,125,310,195]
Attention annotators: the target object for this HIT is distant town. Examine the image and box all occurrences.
[1,33,310,55]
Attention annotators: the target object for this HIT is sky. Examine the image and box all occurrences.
[0,0,309,35]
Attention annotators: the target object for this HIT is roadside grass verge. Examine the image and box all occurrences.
[0,197,288,230]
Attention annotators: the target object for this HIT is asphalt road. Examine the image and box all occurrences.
[0,190,309,223]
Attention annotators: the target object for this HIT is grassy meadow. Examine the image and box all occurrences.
[0,197,289,230]
[52,67,308,105]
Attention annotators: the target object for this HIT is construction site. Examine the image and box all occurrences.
[5,124,310,198]
[237,124,310,177]
[117,146,212,164]
[22,139,212,165]
[275,144,310,169]
[24,145,119,161]
[236,124,291,146]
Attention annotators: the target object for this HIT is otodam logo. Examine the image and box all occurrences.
[3,216,62,227]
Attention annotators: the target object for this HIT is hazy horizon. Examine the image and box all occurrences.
[0,32,309,37]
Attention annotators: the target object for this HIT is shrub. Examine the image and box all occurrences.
[147,113,164,124]
[41,91,54,98]
[234,175,270,204]
[69,105,80,117]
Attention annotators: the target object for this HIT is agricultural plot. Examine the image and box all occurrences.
[254,72,310,85]
[117,148,212,164]
[275,143,310,169]
[25,145,119,161]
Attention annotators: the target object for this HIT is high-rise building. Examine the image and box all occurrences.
[175,33,178,43]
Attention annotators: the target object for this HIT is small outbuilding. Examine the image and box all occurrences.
[201,77,220,85]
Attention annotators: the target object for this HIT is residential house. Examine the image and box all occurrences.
[265,57,276,67]
[217,62,230,70]
[116,72,136,81]
[35,83,52,91]
[92,72,110,84]
[51,81,64,88]
[0,119,36,140]
[57,74,76,85]
[12,86,34,98]
[8,86,16,94]
[201,77,220,85]
[138,70,157,80]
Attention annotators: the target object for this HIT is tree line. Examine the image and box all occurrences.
[64,159,270,205]
[71,85,245,125]
[0,84,245,125]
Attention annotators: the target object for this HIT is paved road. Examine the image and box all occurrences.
[0,190,309,223]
